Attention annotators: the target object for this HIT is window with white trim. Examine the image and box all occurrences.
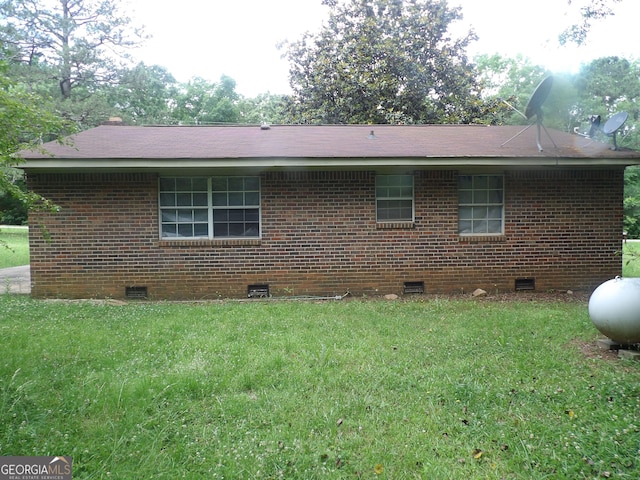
[159,176,260,239]
[376,174,414,222]
[458,174,504,235]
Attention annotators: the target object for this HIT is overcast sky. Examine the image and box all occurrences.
[128,0,637,97]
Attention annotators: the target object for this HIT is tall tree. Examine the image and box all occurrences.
[572,57,640,149]
[0,0,145,128]
[282,0,487,124]
[237,92,288,125]
[0,61,71,221]
[0,0,144,98]
[475,54,579,131]
[108,62,177,125]
[171,75,241,125]
[560,0,623,45]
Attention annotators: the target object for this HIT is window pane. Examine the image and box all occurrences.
[177,193,192,206]
[458,175,472,189]
[194,223,209,236]
[458,174,504,235]
[488,206,502,219]
[162,224,177,237]
[376,175,413,222]
[487,220,502,234]
[213,210,229,221]
[228,177,244,190]
[228,192,244,206]
[376,176,389,187]
[489,189,503,203]
[458,207,472,220]
[388,187,402,197]
[459,191,473,204]
[487,176,503,189]
[214,224,229,237]
[177,224,193,237]
[377,200,412,221]
[193,193,208,206]
[159,178,175,191]
[473,190,488,204]
[212,177,227,191]
[178,210,193,222]
[194,209,208,222]
[176,178,192,190]
[473,220,487,233]
[400,187,413,197]
[229,223,245,236]
[160,193,175,206]
[245,209,259,222]
[244,177,260,190]
[212,193,227,206]
[162,210,177,222]
[459,219,472,234]
[245,192,260,206]
[474,176,488,189]
[160,176,261,240]
[192,178,208,191]
[229,210,244,221]
[472,208,487,220]
[245,223,259,235]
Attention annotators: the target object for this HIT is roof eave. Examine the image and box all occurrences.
[21,156,640,173]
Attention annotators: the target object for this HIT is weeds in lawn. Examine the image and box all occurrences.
[622,241,640,277]
[1,296,639,479]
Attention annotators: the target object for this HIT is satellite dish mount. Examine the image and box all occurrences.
[602,111,628,151]
[574,111,628,150]
[501,76,557,152]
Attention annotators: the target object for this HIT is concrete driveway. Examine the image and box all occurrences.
[0,265,31,294]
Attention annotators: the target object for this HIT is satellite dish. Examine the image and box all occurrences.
[588,115,601,137]
[525,76,554,120]
[574,114,602,138]
[501,75,557,152]
[603,111,628,150]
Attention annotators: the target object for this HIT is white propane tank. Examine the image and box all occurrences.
[588,277,640,344]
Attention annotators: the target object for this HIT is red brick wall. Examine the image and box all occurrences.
[27,169,624,299]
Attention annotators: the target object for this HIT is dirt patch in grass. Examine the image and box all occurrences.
[574,338,621,363]
[418,290,592,303]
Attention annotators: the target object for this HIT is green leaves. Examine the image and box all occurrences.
[0,63,71,217]
[282,0,488,124]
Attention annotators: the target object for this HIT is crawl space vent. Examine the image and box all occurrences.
[125,286,148,299]
[247,284,270,298]
[514,278,535,291]
[403,281,425,294]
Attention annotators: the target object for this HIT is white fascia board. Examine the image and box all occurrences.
[20,156,640,172]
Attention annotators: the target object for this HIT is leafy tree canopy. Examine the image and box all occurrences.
[0,61,72,218]
[560,0,623,45]
[282,0,497,124]
[0,0,145,98]
[0,0,146,129]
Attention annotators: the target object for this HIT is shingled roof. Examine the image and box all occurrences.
[21,124,640,171]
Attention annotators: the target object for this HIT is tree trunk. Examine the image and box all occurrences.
[59,0,72,99]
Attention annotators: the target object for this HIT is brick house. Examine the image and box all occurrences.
[21,123,640,300]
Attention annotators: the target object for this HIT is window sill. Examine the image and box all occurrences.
[458,234,507,243]
[160,238,262,247]
[376,222,415,230]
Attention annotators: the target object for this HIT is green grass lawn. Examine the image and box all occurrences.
[0,226,29,268]
[1,296,639,479]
